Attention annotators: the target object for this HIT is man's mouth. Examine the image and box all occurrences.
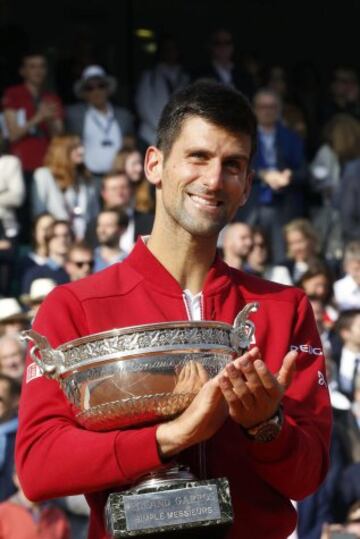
[187,194,223,208]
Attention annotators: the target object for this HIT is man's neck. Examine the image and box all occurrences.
[91,102,109,114]
[100,245,120,262]
[147,219,218,295]
[344,343,360,354]
[223,253,243,270]
[49,253,66,266]
[25,81,41,97]
[259,124,276,134]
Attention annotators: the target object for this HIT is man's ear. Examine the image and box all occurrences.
[144,146,163,187]
[239,169,255,206]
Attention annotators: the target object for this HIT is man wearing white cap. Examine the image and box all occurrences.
[65,65,134,178]
[0,298,29,336]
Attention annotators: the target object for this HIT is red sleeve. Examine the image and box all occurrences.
[16,286,164,501]
[47,93,64,120]
[2,87,18,110]
[244,292,332,500]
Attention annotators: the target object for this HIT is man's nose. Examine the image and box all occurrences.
[202,161,224,190]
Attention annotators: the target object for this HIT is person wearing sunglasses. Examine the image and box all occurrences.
[194,28,254,99]
[65,65,134,183]
[65,241,94,282]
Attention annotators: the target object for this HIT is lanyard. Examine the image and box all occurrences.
[90,109,115,142]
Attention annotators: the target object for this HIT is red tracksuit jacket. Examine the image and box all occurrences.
[16,239,332,539]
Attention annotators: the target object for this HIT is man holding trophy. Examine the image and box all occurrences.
[16,81,332,539]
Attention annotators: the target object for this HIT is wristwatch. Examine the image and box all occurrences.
[244,407,284,443]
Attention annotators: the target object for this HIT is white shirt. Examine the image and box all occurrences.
[119,211,135,255]
[183,289,202,321]
[334,274,360,311]
[339,347,360,394]
[83,104,122,173]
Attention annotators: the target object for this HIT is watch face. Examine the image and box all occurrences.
[253,422,281,443]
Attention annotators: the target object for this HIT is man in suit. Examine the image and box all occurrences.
[195,28,254,99]
[237,88,307,263]
[65,65,134,178]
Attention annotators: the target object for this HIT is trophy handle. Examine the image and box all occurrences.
[230,302,259,355]
[20,329,66,379]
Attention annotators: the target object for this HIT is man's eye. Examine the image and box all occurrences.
[225,161,242,172]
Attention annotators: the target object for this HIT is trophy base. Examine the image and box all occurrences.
[105,467,233,538]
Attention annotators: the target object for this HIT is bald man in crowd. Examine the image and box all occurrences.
[222,222,253,269]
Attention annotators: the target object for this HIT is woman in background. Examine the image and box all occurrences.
[112,144,154,214]
[32,135,99,240]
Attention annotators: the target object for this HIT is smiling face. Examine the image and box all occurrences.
[146,116,253,240]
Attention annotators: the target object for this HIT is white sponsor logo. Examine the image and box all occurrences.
[290,344,323,356]
[26,362,43,383]
[317,371,327,387]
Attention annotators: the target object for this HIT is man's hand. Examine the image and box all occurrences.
[156,374,228,459]
[218,347,297,428]
[36,101,58,123]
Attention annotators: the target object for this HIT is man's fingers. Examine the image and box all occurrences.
[277,351,297,389]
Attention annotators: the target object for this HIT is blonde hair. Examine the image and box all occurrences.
[44,135,89,190]
[283,218,320,256]
[324,114,360,162]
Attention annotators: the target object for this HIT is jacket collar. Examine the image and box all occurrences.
[125,237,235,297]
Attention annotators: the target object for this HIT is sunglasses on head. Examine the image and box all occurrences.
[84,81,107,92]
[72,260,94,269]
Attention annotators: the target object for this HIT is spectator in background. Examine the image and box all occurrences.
[321,66,360,126]
[0,298,29,337]
[93,209,128,272]
[32,135,99,240]
[21,220,72,293]
[2,50,64,242]
[65,65,134,181]
[0,335,25,382]
[265,64,307,139]
[0,471,70,539]
[0,133,25,240]
[65,242,94,282]
[339,148,360,246]
[85,171,154,253]
[135,34,189,149]
[112,145,155,214]
[0,374,21,502]
[282,218,323,283]
[334,241,360,311]
[239,88,307,262]
[298,263,338,327]
[333,309,360,402]
[244,226,292,285]
[20,278,57,321]
[17,212,55,280]
[0,132,25,294]
[310,114,360,259]
[222,222,253,270]
[196,28,254,98]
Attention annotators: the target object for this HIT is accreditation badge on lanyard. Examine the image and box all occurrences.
[91,110,115,146]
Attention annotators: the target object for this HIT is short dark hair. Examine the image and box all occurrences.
[335,309,360,335]
[101,170,129,189]
[156,80,257,160]
[0,373,21,400]
[21,49,46,65]
[97,208,129,229]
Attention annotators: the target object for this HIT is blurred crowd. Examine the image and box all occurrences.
[0,27,360,539]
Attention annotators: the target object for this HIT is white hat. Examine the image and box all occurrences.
[20,278,57,306]
[73,65,117,99]
[0,297,29,322]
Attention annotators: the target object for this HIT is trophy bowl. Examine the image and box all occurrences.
[22,303,259,538]
[22,303,259,432]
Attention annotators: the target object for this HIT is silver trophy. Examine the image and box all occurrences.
[22,302,259,538]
